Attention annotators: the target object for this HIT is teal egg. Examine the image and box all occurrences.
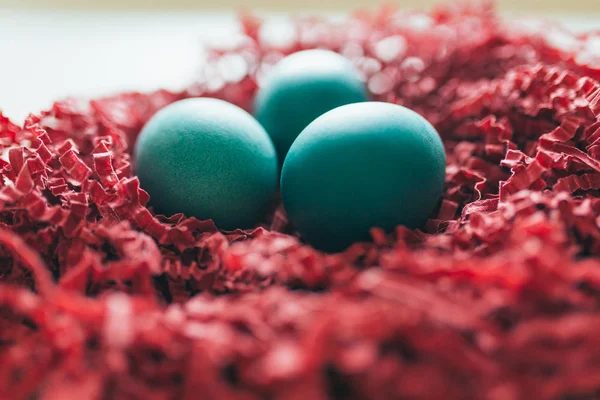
[281,102,446,252]
[134,98,278,230]
[254,49,368,162]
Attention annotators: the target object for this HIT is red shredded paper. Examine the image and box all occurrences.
[2,2,600,399]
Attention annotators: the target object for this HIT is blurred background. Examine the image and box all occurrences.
[2,0,599,13]
[0,0,598,122]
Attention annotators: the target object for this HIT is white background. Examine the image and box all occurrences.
[0,11,599,123]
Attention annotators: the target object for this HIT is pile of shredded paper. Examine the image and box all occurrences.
[1,2,600,399]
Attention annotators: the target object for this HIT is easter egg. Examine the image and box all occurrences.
[134,98,278,230]
[281,102,446,251]
[254,49,368,162]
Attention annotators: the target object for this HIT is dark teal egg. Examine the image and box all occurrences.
[134,98,278,230]
[254,49,368,162]
[281,102,446,252]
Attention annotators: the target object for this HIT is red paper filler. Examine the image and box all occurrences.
[1,3,600,399]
